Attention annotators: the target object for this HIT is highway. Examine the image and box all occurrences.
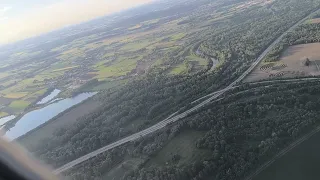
[54,11,318,174]
[191,77,320,104]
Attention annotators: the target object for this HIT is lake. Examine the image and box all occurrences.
[36,89,61,105]
[0,115,16,126]
[5,92,97,140]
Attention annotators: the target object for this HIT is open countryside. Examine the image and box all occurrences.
[245,43,320,82]
[2,0,320,180]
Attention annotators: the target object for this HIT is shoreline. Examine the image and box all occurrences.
[7,92,98,141]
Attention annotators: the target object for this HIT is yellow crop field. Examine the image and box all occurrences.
[53,66,79,72]
[0,112,8,118]
[4,92,28,99]
[9,100,30,110]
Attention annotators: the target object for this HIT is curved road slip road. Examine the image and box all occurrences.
[54,10,319,174]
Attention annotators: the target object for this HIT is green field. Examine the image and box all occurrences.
[186,55,208,66]
[169,63,187,75]
[254,130,320,180]
[0,4,193,118]
[93,56,142,79]
[9,100,30,111]
[0,14,190,117]
[103,158,145,180]
[146,130,210,167]
[120,40,151,51]
[170,33,186,41]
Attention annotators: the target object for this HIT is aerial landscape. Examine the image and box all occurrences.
[2,0,320,179]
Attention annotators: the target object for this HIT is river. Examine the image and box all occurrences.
[5,92,96,140]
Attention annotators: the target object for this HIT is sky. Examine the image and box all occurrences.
[0,0,152,45]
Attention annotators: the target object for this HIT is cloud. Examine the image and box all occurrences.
[0,0,152,44]
[0,6,11,15]
[0,17,8,21]
[0,6,11,23]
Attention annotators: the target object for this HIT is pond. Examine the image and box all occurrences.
[36,89,61,105]
[5,92,97,140]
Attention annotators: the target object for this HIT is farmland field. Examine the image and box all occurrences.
[0,1,208,117]
[0,112,8,118]
[52,66,79,72]
[9,100,30,111]
[310,17,320,24]
[4,92,28,99]
[245,43,320,82]
[169,63,187,75]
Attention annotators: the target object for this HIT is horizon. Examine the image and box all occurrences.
[0,0,153,45]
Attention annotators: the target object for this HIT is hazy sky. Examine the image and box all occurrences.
[0,0,152,45]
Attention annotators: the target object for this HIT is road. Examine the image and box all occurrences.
[192,77,320,104]
[54,11,318,174]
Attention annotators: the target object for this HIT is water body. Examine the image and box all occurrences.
[48,98,63,104]
[6,92,96,140]
[36,89,61,105]
[0,115,16,126]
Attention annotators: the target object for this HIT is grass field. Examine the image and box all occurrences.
[9,100,30,110]
[120,40,151,52]
[254,129,320,180]
[57,48,85,61]
[170,33,186,41]
[146,130,210,167]
[0,112,8,118]
[186,55,208,66]
[92,56,141,79]
[22,88,48,102]
[169,63,187,75]
[103,158,145,180]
